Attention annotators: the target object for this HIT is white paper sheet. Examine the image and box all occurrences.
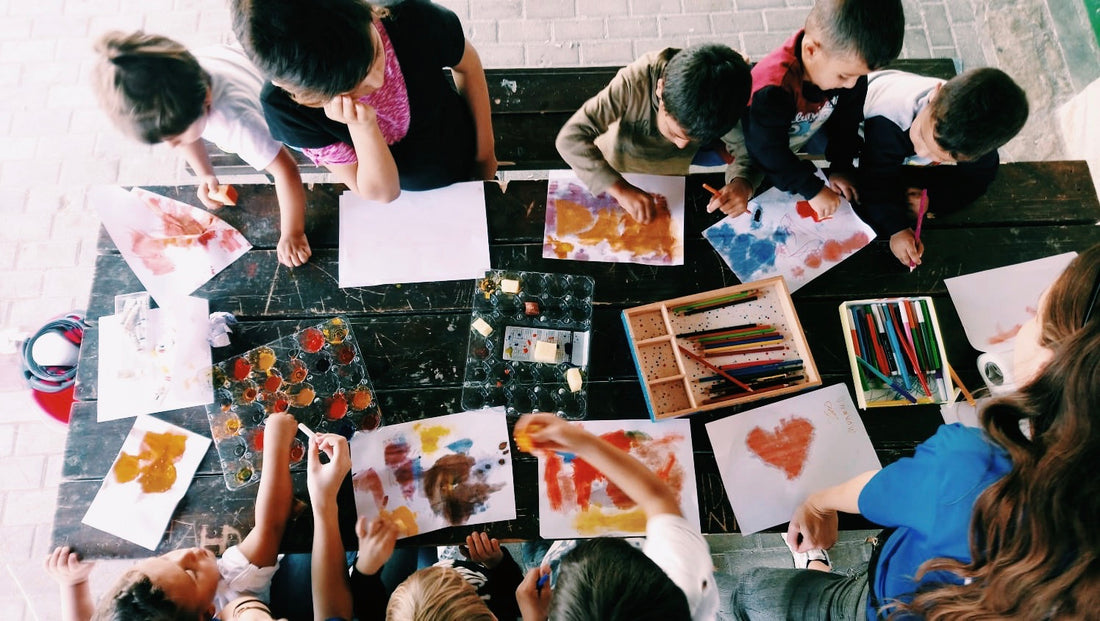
[98,296,213,421]
[702,181,874,292]
[543,171,686,266]
[82,415,211,550]
[705,384,880,534]
[944,252,1078,352]
[90,186,251,306]
[338,182,490,287]
[348,408,515,538]
[536,418,698,539]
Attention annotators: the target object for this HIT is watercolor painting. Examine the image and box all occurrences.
[82,414,211,550]
[98,296,213,421]
[543,171,685,266]
[348,408,516,538]
[944,252,1077,352]
[705,384,880,534]
[702,182,874,292]
[206,317,383,490]
[537,418,698,539]
[90,186,251,306]
[338,182,490,287]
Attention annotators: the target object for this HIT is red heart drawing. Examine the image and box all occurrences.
[745,416,815,480]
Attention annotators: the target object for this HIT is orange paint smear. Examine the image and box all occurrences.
[745,417,815,480]
[380,505,419,536]
[111,430,188,493]
[554,196,678,261]
[802,231,871,269]
[572,505,648,536]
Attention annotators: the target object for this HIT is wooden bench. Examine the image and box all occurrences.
[198,58,958,177]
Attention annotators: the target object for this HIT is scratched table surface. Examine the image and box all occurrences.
[55,161,1100,558]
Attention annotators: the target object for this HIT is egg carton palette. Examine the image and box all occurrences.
[461,270,595,419]
[206,317,383,489]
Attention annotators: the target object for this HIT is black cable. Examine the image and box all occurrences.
[21,312,85,393]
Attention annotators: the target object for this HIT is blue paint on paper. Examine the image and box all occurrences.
[446,438,474,454]
[703,221,778,278]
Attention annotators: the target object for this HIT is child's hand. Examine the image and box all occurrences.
[889,229,924,268]
[277,232,312,268]
[264,412,298,456]
[463,531,504,568]
[828,171,860,204]
[514,413,585,455]
[608,180,660,224]
[44,546,94,586]
[516,565,552,621]
[808,186,842,219]
[786,495,838,552]
[354,515,398,576]
[706,177,753,217]
[323,95,377,127]
[306,433,351,505]
[196,175,224,210]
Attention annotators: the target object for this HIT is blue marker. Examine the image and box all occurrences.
[536,573,550,593]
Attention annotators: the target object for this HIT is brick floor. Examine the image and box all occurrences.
[0,0,1095,618]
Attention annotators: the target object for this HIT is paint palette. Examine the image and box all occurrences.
[461,270,594,419]
[205,317,383,489]
[622,277,820,419]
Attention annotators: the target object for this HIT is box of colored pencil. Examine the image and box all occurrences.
[622,277,821,420]
[839,297,955,409]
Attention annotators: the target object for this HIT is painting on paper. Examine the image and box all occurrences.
[537,418,698,539]
[338,182,490,287]
[98,296,213,421]
[543,171,685,266]
[704,384,880,534]
[82,415,211,550]
[207,317,382,490]
[348,408,515,538]
[90,186,251,306]
[944,252,1077,352]
[702,183,873,292]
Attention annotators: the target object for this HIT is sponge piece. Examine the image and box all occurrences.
[565,367,583,392]
[209,184,238,206]
[532,340,557,363]
[471,317,493,337]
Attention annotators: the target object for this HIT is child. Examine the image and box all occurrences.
[555,44,753,223]
[349,521,524,620]
[92,31,312,268]
[512,413,717,621]
[859,68,1029,267]
[231,0,497,202]
[52,412,297,621]
[305,432,356,621]
[739,0,905,219]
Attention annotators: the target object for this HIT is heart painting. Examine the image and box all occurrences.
[745,416,815,480]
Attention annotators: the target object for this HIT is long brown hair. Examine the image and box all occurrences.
[901,246,1100,619]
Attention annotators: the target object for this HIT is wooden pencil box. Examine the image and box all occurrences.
[839,297,955,409]
[622,277,821,420]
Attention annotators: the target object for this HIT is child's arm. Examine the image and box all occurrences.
[177,140,225,210]
[350,515,398,621]
[515,413,681,517]
[744,87,828,201]
[265,147,312,267]
[322,96,401,202]
[237,412,296,568]
[44,546,95,621]
[464,532,524,620]
[787,469,878,552]
[450,40,497,180]
[306,433,354,621]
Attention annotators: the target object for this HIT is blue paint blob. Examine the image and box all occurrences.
[447,438,474,454]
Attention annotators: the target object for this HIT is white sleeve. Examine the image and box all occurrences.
[643,514,719,621]
[214,545,280,612]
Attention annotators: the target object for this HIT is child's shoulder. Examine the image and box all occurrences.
[750,30,805,93]
[864,70,944,126]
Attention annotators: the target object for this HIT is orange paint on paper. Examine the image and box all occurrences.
[380,505,419,536]
[546,236,576,259]
[415,424,451,454]
[745,416,815,480]
[112,430,188,494]
[572,505,647,535]
[553,195,679,261]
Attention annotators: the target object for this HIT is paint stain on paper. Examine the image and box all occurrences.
[422,453,503,525]
[573,505,648,535]
[415,424,451,454]
[353,467,388,508]
[380,505,419,536]
[112,430,188,493]
[547,182,680,263]
[745,416,815,480]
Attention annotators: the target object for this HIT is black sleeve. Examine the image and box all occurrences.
[857,115,913,236]
[349,566,389,621]
[483,549,524,621]
[260,82,350,149]
[823,75,867,173]
[393,0,466,68]
[910,151,1000,216]
[744,85,826,200]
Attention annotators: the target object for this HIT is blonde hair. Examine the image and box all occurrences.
[385,566,494,621]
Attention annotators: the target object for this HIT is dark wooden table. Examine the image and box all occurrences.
[54,160,1100,558]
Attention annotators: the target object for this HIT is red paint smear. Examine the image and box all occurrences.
[544,453,564,510]
[384,441,416,499]
[795,200,824,222]
[804,252,822,268]
[802,231,870,269]
[250,428,264,451]
[570,456,602,509]
[264,375,282,392]
[745,417,815,480]
[233,358,252,381]
[605,481,634,509]
[129,231,177,275]
[988,323,1023,345]
[300,328,325,353]
[246,262,259,278]
[219,229,244,253]
[354,468,387,507]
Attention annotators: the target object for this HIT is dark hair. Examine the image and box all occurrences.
[231,0,380,101]
[549,538,692,621]
[661,44,752,143]
[930,68,1028,161]
[92,570,197,621]
[806,0,905,70]
[91,31,209,144]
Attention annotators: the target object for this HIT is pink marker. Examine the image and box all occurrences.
[909,189,928,271]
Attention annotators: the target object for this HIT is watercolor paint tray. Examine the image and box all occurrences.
[461,270,594,419]
[206,317,383,489]
[621,277,820,420]
[839,297,955,409]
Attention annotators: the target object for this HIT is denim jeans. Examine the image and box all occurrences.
[729,566,869,621]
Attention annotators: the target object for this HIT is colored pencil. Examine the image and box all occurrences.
[695,326,777,342]
[671,290,757,313]
[856,356,918,403]
[701,334,784,349]
[701,382,795,404]
[702,183,721,197]
[682,295,759,316]
[718,358,787,370]
[677,345,753,392]
[678,323,757,338]
[870,305,900,376]
[947,364,977,406]
[704,345,787,357]
[880,304,912,390]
